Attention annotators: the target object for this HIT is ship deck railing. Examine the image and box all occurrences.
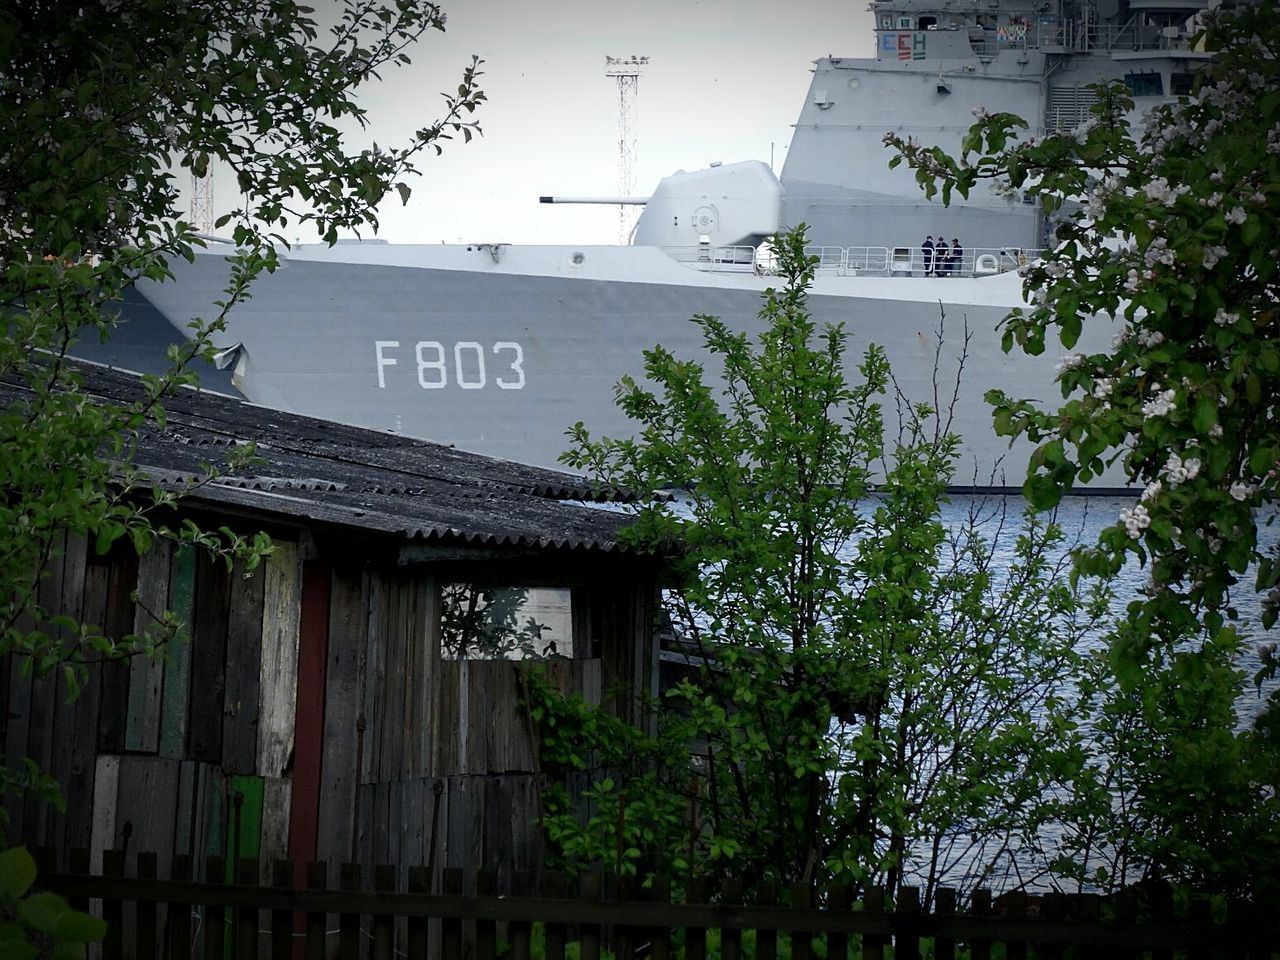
[966,18,1191,56]
[667,244,1043,279]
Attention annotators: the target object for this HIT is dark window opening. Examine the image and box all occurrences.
[1171,72,1196,96]
[440,583,571,660]
[1124,72,1164,97]
[919,15,937,29]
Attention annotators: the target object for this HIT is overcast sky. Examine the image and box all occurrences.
[203,0,874,245]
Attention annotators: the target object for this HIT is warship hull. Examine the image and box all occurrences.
[136,242,1117,488]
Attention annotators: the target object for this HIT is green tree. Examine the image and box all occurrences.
[885,2,1280,896]
[1,0,483,822]
[541,227,1107,900]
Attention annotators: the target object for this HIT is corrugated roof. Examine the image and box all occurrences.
[3,361,659,557]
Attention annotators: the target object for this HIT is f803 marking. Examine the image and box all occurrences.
[374,340,525,390]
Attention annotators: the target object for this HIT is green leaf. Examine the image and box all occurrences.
[53,909,107,944]
[0,847,37,899]
[18,891,69,934]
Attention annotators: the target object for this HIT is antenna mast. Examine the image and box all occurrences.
[604,55,648,243]
[191,170,214,234]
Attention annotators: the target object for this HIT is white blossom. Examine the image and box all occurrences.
[1142,388,1177,418]
[1120,503,1152,539]
[1135,327,1165,348]
[1210,423,1224,438]
[1225,206,1248,225]
[1213,308,1240,327]
[1055,353,1085,377]
[1093,378,1114,399]
[1230,480,1256,501]
[1141,480,1162,502]
[1162,452,1201,486]
[1202,244,1228,268]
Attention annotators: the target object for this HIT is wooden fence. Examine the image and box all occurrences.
[33,849,1280,960]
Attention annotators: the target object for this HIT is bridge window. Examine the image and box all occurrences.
[1171,72,1196,96]
[1124,72,1164,97]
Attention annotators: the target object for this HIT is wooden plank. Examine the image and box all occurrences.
[288,559,330,867]
[88,754,120,873]
[63,541,108,852]
[316,563,368,863]
[125,537,172,753]
[222,555,265,773]
[378,574,406,781]
[49,532,87,851]
[413,574,437,777]
[465,660,489,774]
[159,543,197,758]
[188,548,230,765]
[258,539,302,778]
[431,660,459,776]
[115,756,179,876]
[22,529,66,845]
[173,760,200,858]
[228,774,265,869]
[361,571,385,785]
[261,776,292,866]
[95,544,138,754]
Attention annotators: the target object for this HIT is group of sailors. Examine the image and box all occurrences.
[922,235,964,277]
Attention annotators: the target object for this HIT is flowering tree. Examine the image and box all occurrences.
[886,3,1280,895]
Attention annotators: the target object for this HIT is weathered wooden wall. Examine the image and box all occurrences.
[2,526,661,888]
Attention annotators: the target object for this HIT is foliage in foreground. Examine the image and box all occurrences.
[886,1,1280,897]
[0,0,482,839]
[534,228,1114,903]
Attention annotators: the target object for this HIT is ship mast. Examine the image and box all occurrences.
[604,55,648,244]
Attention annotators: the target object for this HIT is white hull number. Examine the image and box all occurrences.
[374,340,525,390]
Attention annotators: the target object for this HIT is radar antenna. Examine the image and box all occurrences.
[604,55,648,243]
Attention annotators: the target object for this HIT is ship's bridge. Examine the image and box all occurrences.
[871,0,1210,61]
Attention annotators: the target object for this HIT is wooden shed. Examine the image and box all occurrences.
[2,362,670,890]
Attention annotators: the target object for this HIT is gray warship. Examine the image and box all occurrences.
[126,0,1212,489]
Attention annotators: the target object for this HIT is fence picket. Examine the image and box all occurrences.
[896,886,921,960]
[102,849,124,960]
[615,873,638,960]
[236,857,259,960]
[136,852,157,960]
[475,868,498,960]
[863,887,886,960]
[168,854,193,960]
[579,870,603,960]
[374,864,396,960]
[685,878,708,960]
[720,878,743,960]
[541,870,567,960]
[825,883,850,960]
[968,888,992,960]
[203,855,226,960]
[648,872,673,960]
[305,861,327,960]
[441,867,463,960]
[509,869,533,960]
[271,859,292,960]
[339,862,361,960]
[933,888,956,960]
[407,865,430,960]
[1002,889,1027,960]
[789,881,812,960]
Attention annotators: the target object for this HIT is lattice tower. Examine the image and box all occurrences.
[191,170,215,234]
[604,55,648,243]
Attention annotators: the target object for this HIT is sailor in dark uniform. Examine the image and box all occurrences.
[922,234,935,276]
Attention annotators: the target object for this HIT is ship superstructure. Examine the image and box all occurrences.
[124,0,1218,489]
